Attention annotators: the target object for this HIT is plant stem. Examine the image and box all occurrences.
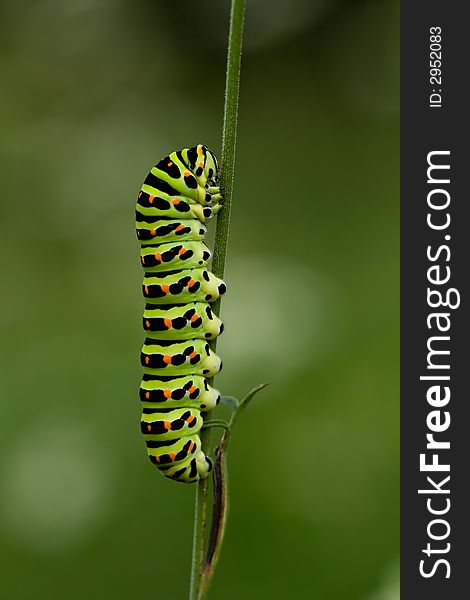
[189,1,246,599]
[211,0,246,297]
[199,384,268,597]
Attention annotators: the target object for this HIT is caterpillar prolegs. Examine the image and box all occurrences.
[136,144,226,483]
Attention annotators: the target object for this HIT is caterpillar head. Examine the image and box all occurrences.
[185,144,221,208]
[186,144,219,181]
[201,146,219,184]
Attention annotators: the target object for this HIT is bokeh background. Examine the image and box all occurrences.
[0,0,399,598]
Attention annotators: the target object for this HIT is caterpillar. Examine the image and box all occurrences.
[136,144,226,483]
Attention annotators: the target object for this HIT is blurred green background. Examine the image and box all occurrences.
[0,0,398,598]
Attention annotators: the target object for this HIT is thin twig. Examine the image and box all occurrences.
[189,1,246,599]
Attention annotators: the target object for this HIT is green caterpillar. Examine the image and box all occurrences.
[136,144,226,483]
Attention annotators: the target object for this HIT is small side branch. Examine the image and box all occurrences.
[198,384,269,598]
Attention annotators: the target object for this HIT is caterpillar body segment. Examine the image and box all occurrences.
[141,338,222,378]
[136,144,225,483]
[141,408,211,482]
[136,194,218,223]
[143,302,224,341]
[142,268,226,305]
[136,219,207,246]
[140,241,212,273]
[140,374,220,411]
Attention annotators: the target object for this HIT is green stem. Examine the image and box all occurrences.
[199,383,269,597]
[189,1,246,599]
[210,0,246,297]
[199,440,229,599]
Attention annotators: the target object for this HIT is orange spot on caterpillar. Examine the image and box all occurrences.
[145,356,149,365]
[141,256,145,264]
[155,456,160,463]
[188,351,197,359]
[145,392,150,399]
[190,315,199,323]
[184,171,190,178]
[167,161,173,167]
[154,252,162,262]
[197,146,203,155]
[172,199,181,205]
[163,355,172,365]
[161,285,170,293]
[164,318,172,329]
[186,415,195,424]
[175,225,185,232]
[150,229,156,235]
[178,248,187,256]
[144,285,149,294]
[169,453,176,461]
[145,320,150,328]
[147,424,152,431]
[189,442,195,452]
[148,195,155,204]
[188,279,196,287]
[164,389,172,399]
[189,385,197,394]
[164,421,171,430]
[199,162,204,168]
